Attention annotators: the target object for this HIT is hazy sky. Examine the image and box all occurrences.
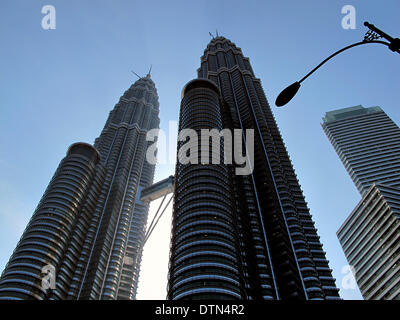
[0,0,399,300]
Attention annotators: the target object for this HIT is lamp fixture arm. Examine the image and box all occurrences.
[299,40,391,84]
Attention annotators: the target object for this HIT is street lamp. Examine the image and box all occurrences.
[275,22,400,107]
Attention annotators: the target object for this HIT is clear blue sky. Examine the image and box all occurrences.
[0,0,399,300]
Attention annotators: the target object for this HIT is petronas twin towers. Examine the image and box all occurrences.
[0,37,340,300]
[169,37,339,300]
[0,75,159,300]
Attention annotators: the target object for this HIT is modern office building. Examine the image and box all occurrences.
[323,105,400,300]
[322,105,400,195]
[0,74,160,300]
[167,36,340,300]
[337,184,400,300]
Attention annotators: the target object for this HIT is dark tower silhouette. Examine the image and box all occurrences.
[0,75,160,300]
[168,37,340,300]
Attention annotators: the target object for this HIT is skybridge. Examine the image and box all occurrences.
[140,175,174,245]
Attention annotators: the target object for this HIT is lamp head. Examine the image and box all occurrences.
[275,81,301,107]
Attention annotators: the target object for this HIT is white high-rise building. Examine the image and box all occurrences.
[323,105,400,300]
[322,105,400,195]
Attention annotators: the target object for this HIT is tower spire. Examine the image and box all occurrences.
[131,70,141,79]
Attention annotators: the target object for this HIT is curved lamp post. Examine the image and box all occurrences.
[275,22,399,107]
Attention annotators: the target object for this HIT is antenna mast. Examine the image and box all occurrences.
[130,70,141,79]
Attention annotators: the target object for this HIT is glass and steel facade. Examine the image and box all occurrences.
[337,184,400,300]
[0,75,160,300]
[168,37,340,300]
[322,105,400,195]
[169,79,243,300]
[0,143,104,299]
[324,105,400,300]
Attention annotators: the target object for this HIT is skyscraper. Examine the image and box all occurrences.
[168,36,340,300]
[323,105,400,300]
[322,105,400,195]
[0,74,160,300]
[337,184,400,300]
